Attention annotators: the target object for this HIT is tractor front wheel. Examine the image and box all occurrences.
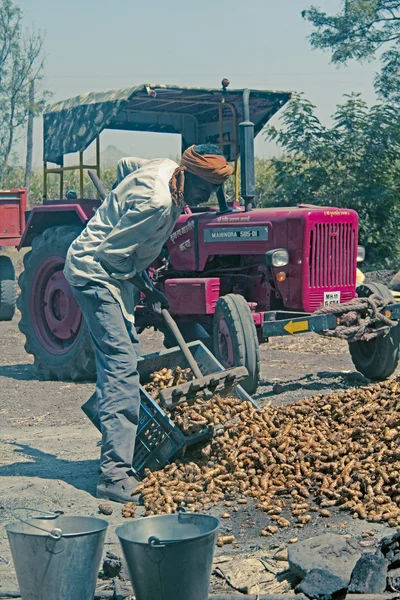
[0,255,17,321]
[213,294,260,395]
[349,282,400,380]
[18,225,96,381]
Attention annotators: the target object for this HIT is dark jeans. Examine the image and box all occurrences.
[71,283,141,482]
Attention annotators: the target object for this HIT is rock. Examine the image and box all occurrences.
[101,552,122,579]
[389,551,400,568]
[379,530,400,554]
[272,382,284,394]
[295,568,347,600]
[348,553,387,593]
[387,567,400,591]
[288,534,362,584]
[359,538,377,548]
[274,548,289,561]
[98,503,113,516]
[377,530,400,568]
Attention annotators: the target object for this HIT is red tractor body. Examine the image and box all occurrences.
[0,189,27,320]
[0,188,27,246]
[162,206,358,326]
[18,199,359,372]
[8,82,400,392]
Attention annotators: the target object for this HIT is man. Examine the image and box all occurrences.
[64,144,233,502]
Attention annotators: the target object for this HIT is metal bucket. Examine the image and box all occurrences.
[116,510,219,600]
[5,509,108,600]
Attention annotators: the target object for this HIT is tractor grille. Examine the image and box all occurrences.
[309,222,356,289]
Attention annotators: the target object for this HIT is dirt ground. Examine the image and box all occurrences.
[0,313,398,595]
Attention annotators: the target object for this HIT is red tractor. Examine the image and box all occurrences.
[0,188,26,321]
[14,83,400,394]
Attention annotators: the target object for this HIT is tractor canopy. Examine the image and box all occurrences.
[43,84,291,165]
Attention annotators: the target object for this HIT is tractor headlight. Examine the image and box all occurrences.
[266,249,289,268]
[357,246,365,263]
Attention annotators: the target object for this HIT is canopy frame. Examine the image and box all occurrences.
[42,83,291,201]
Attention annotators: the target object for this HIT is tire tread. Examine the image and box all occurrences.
[0,255,17,321]
[18,225,96,381]
[349,283,399,380]
[213,294,260,394]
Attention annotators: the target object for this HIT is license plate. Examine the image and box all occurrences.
[324,291,341,306]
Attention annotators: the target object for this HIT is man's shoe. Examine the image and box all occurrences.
[96,475,141,504]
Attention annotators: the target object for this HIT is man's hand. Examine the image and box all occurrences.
[144,288,169,315]
[128,272,169,315]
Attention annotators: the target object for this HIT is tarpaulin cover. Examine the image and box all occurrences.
[43,84,292,165]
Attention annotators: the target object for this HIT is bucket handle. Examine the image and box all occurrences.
[148,535,180,548]
[9,507,65,540]
[147,506,189,548]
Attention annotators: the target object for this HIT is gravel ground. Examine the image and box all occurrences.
[364,270,396,286]
[0,309,398,595]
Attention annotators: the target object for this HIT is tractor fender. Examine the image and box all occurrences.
[19,204,91,248]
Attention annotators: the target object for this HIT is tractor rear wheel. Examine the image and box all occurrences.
[0,255,17,321]
[213,294,260,395]
[18,225,96,381]
[349,282,400,380]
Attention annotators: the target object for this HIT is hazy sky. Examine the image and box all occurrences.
[16,0,378,165]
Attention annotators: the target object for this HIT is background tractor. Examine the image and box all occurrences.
[7,82,400,394]
[0,189,26,321]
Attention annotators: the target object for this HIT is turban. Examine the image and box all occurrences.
[181,145,234,184]
[170,145,233,206]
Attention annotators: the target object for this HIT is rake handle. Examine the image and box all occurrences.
[88,169,107,201]
[161,309,203,379]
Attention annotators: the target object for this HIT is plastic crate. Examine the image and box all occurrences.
[132,341,256,479]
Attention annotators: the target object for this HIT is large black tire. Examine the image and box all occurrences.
[17,225,96,381]
[349,282,400,380]
[213,294,260,395]
[0,255,17,321]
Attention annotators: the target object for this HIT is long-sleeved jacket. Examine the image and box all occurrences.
[64,157,181,323]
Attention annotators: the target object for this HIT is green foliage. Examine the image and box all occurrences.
[265,93,400,265]
[376,47,400,101]
[302,1,400,103]
[5,162,276,209]
[0,0,49,182]
[2,167,118,206]
[224,158,275,206]
[4,119,399,267]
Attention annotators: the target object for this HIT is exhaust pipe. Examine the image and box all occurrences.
[239,89,255,211]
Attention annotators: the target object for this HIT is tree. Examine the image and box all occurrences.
[265,93,400,265]
[225,158,275,207]
[302,1,400,102]
[0,0,48,183]
[24,78,34,192]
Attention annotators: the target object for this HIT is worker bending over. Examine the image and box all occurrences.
[64,144,233,502]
